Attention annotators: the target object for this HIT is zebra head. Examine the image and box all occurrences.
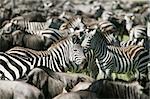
[69,35,87,69]
[101,11,114,21]
[124,13,135,32]
[81,28,97,52]
[1,22,14,34]
[81,27,108,53]
[98,20,119,45]
[59,16,86,38]
[129,25,147,40]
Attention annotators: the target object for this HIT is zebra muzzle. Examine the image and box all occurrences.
[79,59,88,71]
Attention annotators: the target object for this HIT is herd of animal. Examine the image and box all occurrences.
[0,0,150,99]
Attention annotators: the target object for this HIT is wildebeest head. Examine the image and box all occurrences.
[0,32,13,51]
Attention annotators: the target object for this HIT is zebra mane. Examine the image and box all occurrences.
[98,20,117,34]
[49,36,69,48]
[64,16,83,28]
[95,29,111,45]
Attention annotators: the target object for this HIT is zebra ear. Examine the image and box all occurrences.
[72,35,80,44]
[10,19,18,24]
[77,17,82,22]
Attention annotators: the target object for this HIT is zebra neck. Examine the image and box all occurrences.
[91,32,110,58]
[126,21,133,32]
[93,41,110,60]
[46,39,71,71]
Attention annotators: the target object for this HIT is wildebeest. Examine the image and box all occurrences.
[11,30,45,50]
[0,32,13,52]
[0,30,46,51]
[53,90,99,99]
[71,82,92,92]
[88,79,149,99]
[0,80,45,99]
[26,67,94,99]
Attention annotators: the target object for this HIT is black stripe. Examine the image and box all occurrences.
[7,53,31,77]
[4,54,23,76]
[0,58,16,79]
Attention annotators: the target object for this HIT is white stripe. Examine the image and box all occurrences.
[42,57,46,66]
[0,64,14,80]
[37,56,41,66]
[54,58,62,72]
[6,55,28,77]
[0,55,20,79]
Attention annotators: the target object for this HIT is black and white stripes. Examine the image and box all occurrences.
[81,28,149,79]
[0,35,86,80]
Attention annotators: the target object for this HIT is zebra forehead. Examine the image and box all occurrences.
[71,44,83,49]
[86,29,97,36]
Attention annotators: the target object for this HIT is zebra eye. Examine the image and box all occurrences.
[75,27,80,30]
[80,32,84,37]
[6,27,12,33]
[88,28,94,31]
[73,49,77,51]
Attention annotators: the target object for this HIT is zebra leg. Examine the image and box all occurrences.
[133,69,145,81]
[104,69,112,80]
[133,69,140,80]
[90,65,99,79]
[95,58,104,79]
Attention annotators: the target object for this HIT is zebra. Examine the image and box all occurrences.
[11,19,52,31]
[0,35,86,80]
[2,16,86,36]
[120,39,145,47]
[1,16,86,39]
[81,28,149,80]
[0,19,52,35]
[0,18,86,50]
[1,20,62,38]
